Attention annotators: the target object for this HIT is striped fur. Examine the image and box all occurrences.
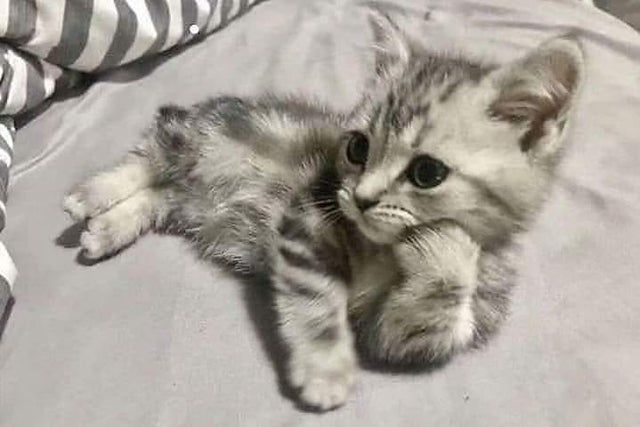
[63,30,584,410]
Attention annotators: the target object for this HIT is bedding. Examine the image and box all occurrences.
[1,0,640,425]
[0,0,266,314]
[597,0,640,30]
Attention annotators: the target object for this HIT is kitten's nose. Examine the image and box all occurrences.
[354,197,379,211]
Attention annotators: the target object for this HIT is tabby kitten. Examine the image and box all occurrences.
[63,13,583,411]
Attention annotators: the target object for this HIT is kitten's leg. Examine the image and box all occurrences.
[271,227,356,410]
[274,275,356,411]
[63,153,154,221]
[364,223,481,364]
[79,188,169,259]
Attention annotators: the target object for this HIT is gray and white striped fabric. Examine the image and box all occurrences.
[0,0,266,316]
[0,116,15,228]
[0,116,16,314]
[1,0,266,73]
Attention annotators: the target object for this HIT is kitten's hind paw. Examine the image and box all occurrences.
[63,189,111,222]
[63,192,89,221]
[63,157,155,221]
[76,189,160,260]
[79,217,127,260]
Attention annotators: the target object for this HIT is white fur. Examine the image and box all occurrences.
[80,188,162,259]
[452,294,476,348]
[64,157,153,221]
[288,333,356,410]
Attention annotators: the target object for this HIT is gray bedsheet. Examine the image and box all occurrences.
[2,0,639,425]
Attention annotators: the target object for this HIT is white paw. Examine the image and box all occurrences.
[289,345,356,411]
[299,374,354,411]
[63,189,107,221]
[79,216,132,259]
[79,219,113,259]
[63,192,88,221]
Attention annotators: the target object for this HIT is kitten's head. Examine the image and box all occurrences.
[337,11,584,246]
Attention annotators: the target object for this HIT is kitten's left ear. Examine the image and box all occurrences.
[488,35,585,155]
[365,5,411,80]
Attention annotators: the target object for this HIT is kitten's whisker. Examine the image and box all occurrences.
[317,208,343,231]
[297,198,335,209]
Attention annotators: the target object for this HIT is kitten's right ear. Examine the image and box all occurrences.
[487,35,584,157]
[365,5,411,80]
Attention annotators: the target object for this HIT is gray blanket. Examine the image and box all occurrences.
[2,0,639,425]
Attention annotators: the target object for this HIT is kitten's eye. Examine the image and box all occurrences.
[407,155,449,189]
[345,131,369,165]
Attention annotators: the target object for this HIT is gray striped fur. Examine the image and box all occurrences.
[63,25,584,410]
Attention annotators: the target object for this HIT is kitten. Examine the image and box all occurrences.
[63,12,583,411]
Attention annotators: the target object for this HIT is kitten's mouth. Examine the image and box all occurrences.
[337,188,412,244]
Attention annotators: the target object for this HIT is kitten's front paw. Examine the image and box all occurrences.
[399,222,480,287]
[289,345,356,411]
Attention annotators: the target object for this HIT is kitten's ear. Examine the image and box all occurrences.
[488,35,584,153]
[366,6,411,79]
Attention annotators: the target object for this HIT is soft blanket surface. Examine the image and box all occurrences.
[2,0,640,425]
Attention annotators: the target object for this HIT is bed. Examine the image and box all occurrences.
[1,0,639,425]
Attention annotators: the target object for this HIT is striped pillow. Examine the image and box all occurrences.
[0,0,267,317]
[0,0,266,115]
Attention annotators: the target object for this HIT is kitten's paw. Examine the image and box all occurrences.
[63,189,110,222]
[79,209,143,259]
[76,189,158,259]
[63,192,89,221]
[398,222,480,287]
[64,159,153,221]
[79,218,120,259]
[289,345,356,411]
[299,373,354,411]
